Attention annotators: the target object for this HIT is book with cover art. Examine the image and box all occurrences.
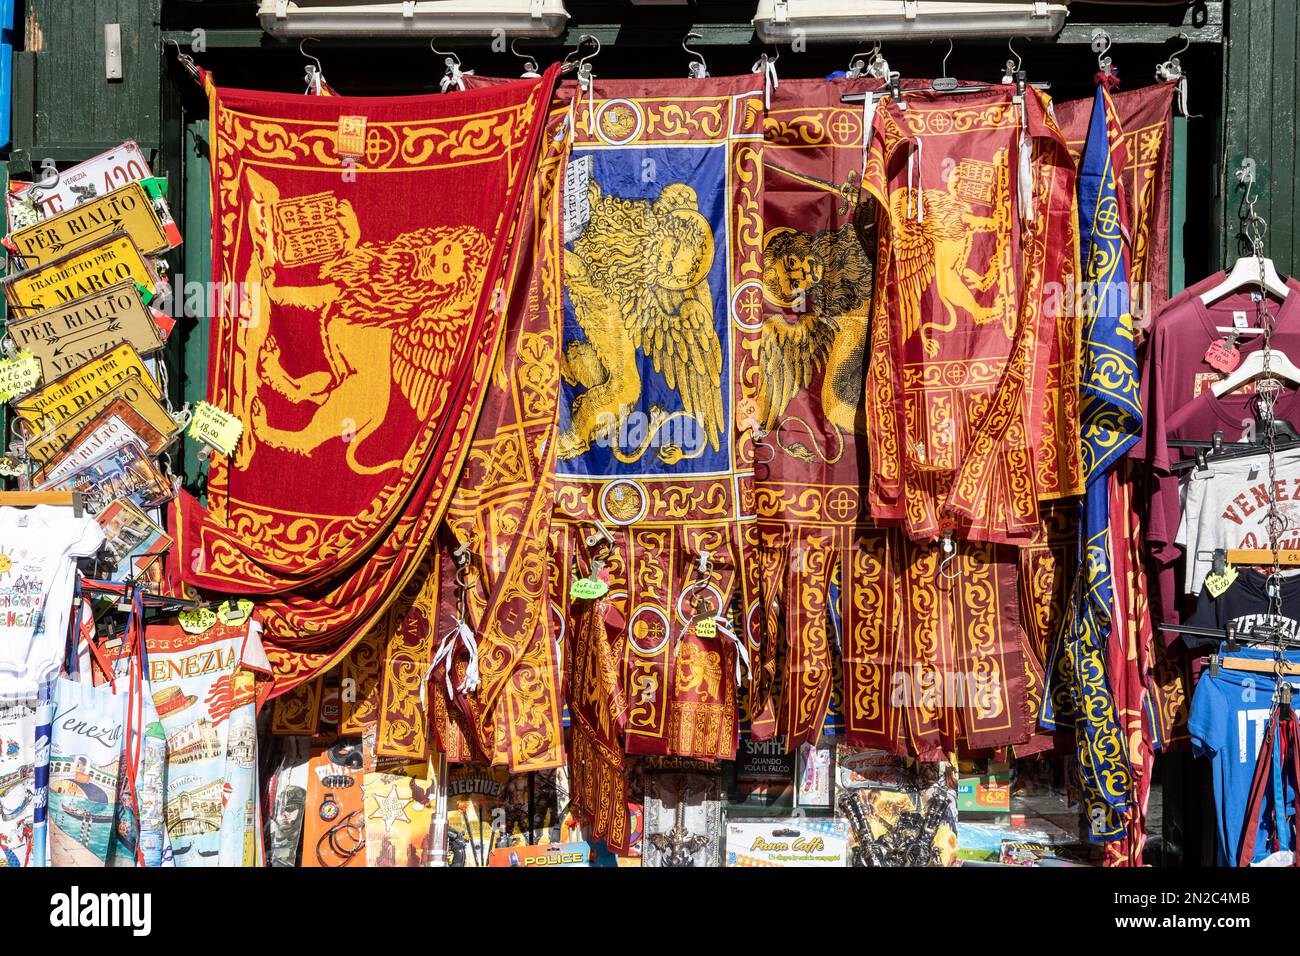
[96,499,172,583]
[445,764,509,868]
[38,442,171,514]
[362,759,438,867]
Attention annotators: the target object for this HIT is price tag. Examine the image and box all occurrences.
[737,397,761,432]
[337,115,367,159]
[188,401,244,456]
[0,352,42,402]
[217,599,255,627]
[694,617,718,639]
[570,576,610,601]
[1204,339,1241,373]
[178,608,218,634]
[1203,564,1239,599]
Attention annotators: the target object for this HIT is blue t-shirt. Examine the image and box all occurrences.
[1188,649,1299,866]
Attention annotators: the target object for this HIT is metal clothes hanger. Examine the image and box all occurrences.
[1156,32,1197,117]
[846,47,872,79]
[562,33,601,85]
[1156,32,1189,82]
[1093,29,1115,79]
[1001,37,1023,84]
[683,31,709,79]
[511,38,539,78]
[1202,165,1290,305]
[1162,619,1300,677]
[841,36,1046,107]
[932,38,959,92]
[847,42,890,81]
[1170,420,1300,473]
[163,36,202,84]
[300,37,325,94]
[751,46,779,108]
[432,42,470,93]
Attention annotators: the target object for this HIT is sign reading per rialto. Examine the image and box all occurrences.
[9,181,172,266]
[6,282,164,379]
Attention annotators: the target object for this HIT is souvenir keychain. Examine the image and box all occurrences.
[319,789,341,822]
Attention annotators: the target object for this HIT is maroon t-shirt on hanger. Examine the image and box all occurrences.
[1134,271,1300,625]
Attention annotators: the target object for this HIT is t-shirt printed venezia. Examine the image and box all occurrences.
[1176,449,1300,595]
[145,615,269,866]
[0,507,104,696]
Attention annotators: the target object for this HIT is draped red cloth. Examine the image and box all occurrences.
[863,87,1082,545]
[1055,81,1178,318]
[172,67,562,695]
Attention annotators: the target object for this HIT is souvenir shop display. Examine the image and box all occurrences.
[0,14,1289,873]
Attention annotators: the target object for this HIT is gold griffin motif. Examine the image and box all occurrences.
[237,168,490,475]
[756,217,873,462]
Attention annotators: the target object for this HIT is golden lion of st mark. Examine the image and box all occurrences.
[559,179,726,466]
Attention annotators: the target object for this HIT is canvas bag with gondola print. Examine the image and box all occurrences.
[47,633,126,866]
[87,589,173,868]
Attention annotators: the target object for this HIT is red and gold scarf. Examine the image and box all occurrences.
[863,86,1082,545]
[755,77,880,748]
[173,68,561,696]
[550,76,766,762]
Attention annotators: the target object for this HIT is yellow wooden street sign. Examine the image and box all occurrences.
[25,376,177,464]
[12,341,161,436]
[8,181,172,266]
[6,281,165,380]
[2,231,157,312]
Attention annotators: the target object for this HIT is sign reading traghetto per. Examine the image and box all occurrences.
[1,231,157,312]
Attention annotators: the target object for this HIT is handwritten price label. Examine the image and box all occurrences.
[1204,339,1241,374]
[188,401,244,455]
[0,352,42,402]
[1203,565,1239,599]
[694,617,718,639]
[178,608,217,634]
[217,599,255,627]
[570,576,610,601]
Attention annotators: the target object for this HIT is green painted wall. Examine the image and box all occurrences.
[11,0,162,166]
[1221,0,1300,271]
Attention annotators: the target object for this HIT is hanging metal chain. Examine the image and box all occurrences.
[1238,183,1292,699]
[1254,242,1284,621]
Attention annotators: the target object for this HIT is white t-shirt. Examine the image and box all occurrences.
[1176,449,1300,594]
[0,506,105,694]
